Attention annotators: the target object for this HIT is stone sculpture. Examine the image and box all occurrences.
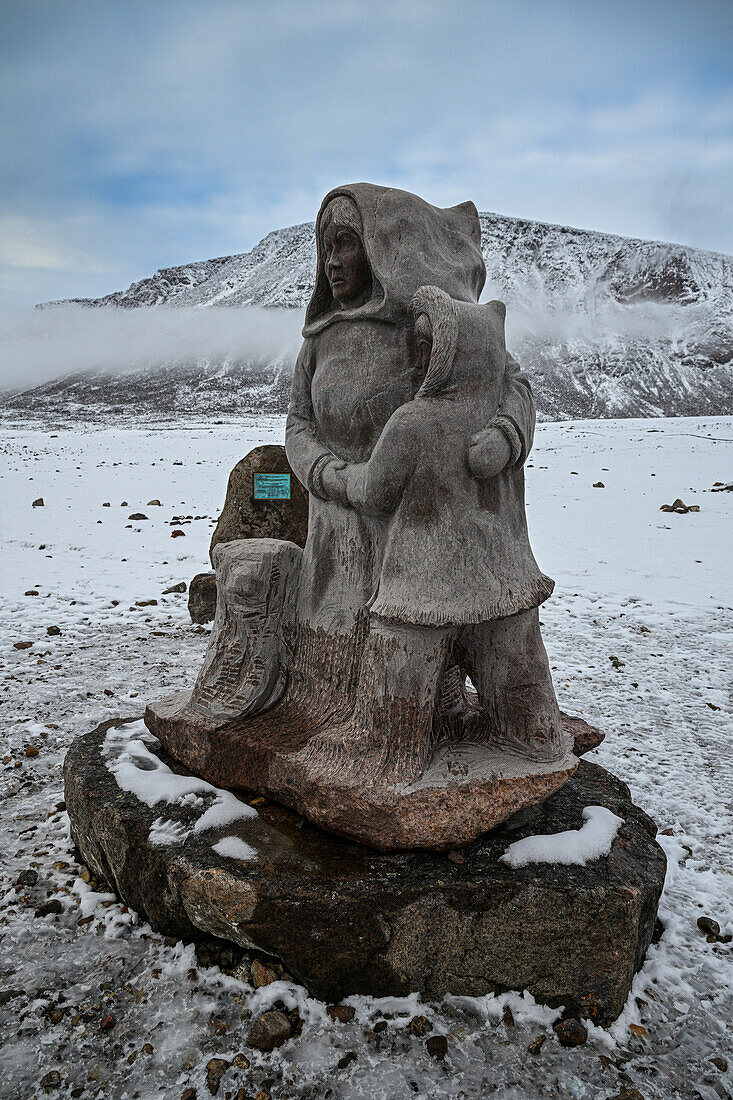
[146,183,590,849]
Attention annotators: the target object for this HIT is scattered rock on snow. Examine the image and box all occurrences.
[593,482,605,488]
[697,915,721,936]
[171,529,186,538]
[34,900,63,918]
[32,497,44,507]
[46,625,61,636]
[327,1004,356,1024]
[25,589,39,596]
[25,745,39,757]
[147,499,162,506]
[246,1010,292,1051]
[128,513,148,521]
[527,1034,546,1054]
[0,989,25,1006]
[163,582,187,594]
[188,571,217,623]
[553,1018,588,1046]
[205,1057,229,1095]
[40,1070,62,1092]
[14,641,33,650]
[409,1015,432,1037]
[337,1051,357,1069]
[426,1034,448,1060]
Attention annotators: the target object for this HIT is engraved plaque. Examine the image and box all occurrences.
[253,473,291,500]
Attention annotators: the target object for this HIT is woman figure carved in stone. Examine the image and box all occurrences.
[285,185,538,725]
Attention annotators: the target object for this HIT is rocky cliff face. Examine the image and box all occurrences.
[11,213,733,421]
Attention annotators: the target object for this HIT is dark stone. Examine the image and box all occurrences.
[409,1015,432,1037]
[697,915,720,936]
[40,1071,62,1091]
[337,1052,357,1069]
[46,625,62,636]
[527,1034,546,1054]
[0,989,24,1006]
[34,899,63,917]
[15,869,38,887]
[64,717,666,1025]
[246,1010,292,1051]
[205,1058,228,1095]
[128,513,148,521]
[188,572,217,624]
[251,959,278,988]
[426,1034,448,1060]
[209,445,308,565]
[32,497,44,507]
[327,1004,356,1024]
[553,1017,588,1046]
[163,582,187,594]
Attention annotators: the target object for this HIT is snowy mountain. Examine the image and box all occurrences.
[8,213,733,421]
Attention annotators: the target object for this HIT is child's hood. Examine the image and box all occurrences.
[412,284,507,399]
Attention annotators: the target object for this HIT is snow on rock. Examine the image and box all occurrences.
[212,836,258,862]
[500,805,624,868]
[102,719,257,847]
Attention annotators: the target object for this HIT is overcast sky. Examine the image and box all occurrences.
[1,0,732,306]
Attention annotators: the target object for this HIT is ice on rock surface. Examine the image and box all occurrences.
[500,805,624,867]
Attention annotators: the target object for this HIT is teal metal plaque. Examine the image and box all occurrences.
[253,473,291,500]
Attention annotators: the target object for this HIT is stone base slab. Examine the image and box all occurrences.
[64,716,666,1025]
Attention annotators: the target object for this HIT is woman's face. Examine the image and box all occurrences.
[322,220,371,306]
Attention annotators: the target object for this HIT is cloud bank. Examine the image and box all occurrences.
[0,305,304,391]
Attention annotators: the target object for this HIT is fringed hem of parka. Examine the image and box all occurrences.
[368,572,555,627]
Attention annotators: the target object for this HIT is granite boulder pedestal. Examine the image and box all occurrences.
[64,716,666,1026]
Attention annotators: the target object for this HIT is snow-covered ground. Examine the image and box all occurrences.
[1,416,731,1100]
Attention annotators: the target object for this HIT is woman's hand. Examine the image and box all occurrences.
[468,426,512,480]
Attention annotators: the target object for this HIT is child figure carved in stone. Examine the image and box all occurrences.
[324,285,571,783]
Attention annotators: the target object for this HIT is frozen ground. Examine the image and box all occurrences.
[1,415,731,1100]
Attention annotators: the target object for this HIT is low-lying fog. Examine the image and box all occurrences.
[0,294,712,393]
